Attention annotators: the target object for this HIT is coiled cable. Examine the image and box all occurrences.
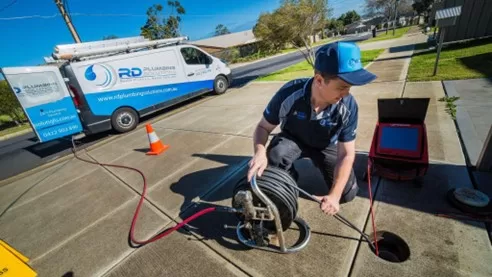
[233,165,376,251]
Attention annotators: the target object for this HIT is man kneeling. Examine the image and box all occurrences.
[247,42,377,215]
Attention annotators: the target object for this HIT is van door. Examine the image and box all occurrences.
[1,66,83,143]
[179,47,215,91]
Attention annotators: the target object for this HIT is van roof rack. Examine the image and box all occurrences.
[54,36,149,55]
[52,36,189,61]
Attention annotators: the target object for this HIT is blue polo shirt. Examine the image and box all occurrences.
[263,77,358,149]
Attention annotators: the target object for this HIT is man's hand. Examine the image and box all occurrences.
[247,150,268,182]
[314,193,340,215]
[248,117,277,182]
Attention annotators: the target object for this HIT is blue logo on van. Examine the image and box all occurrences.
[118,68,143,78]
[13,87,21,94]
[84,64,116,89]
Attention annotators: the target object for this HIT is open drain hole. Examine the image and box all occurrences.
[369,231,410,263]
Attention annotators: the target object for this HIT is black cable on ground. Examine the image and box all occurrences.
[279,176,376,251]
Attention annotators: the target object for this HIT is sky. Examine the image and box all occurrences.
[0,0,365,68]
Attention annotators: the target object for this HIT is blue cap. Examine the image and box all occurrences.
[314,42,377,85]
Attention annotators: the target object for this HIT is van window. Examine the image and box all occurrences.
[180,47,211,65]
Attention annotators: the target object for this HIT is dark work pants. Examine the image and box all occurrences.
[266,132,359,203]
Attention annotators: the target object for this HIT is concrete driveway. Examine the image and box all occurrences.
[0,79,491,276]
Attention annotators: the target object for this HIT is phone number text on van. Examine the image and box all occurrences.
[42,124,81,139]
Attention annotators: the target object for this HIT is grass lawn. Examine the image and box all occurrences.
[0,123,31,138]
[0,114,32,139]
[256,48,385,81]
[359,26,411,44]
[407,38,492,81]
[0,114,12,123]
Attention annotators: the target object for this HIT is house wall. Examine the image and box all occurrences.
[197,46,225,54]
[430,0,492,43]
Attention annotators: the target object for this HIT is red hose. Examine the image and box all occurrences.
[367,160,379,256]
[71,145,215,246]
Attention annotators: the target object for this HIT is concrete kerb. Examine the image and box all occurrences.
[399,47,415,82]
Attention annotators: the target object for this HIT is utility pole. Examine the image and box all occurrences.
[393,0,399,36]
[54,0,81,43]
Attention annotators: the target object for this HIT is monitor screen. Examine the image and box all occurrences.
[380,126,419,151]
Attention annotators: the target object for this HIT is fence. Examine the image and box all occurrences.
[430,0,492,43]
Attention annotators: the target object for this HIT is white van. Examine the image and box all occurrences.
[1,36,232,142]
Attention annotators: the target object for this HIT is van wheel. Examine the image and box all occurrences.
[112,107,139,133]
[214,75,228,95]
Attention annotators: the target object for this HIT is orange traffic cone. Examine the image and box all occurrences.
[145,124,169,155]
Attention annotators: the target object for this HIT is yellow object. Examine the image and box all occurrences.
[0,240,37,277]
[0,240,29,263]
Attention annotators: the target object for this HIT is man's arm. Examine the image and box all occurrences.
[332,99,358,200]
[253,117,277,154]
[316,99,358,215]
[248,79,307,180]
[247,117,277,181]
[330,140,356,200]
[315,140,356,215]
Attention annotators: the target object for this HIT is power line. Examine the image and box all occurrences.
[0,0,19,13]
[0,12,266,20]
[0,13,58,20]
[0,12,272,20]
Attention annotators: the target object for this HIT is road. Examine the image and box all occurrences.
[230,33,372,86]
[0,33,375,181]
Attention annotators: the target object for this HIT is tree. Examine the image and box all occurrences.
[412,0,434,24]
[0,80,25,125]
[214,24,230,36]
[338,10,361,26]
[325,18,344,34]
[254,0,330,67]
[364,0,411,34]
[140,1,186,40]
[253,11,290,53]
[103,35,119,40]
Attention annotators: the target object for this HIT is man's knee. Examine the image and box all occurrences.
[267,144,294,169]
[266,136,300,169]
[339,173,358,203]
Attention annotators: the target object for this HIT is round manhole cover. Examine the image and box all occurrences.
[453,187,489,208]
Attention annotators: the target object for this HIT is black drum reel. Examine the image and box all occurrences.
[231,166,311,253]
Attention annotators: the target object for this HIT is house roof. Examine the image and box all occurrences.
[190,29,258,49]
[345,21,366,29]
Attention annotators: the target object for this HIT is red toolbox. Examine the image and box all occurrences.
[366,98,430,186]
